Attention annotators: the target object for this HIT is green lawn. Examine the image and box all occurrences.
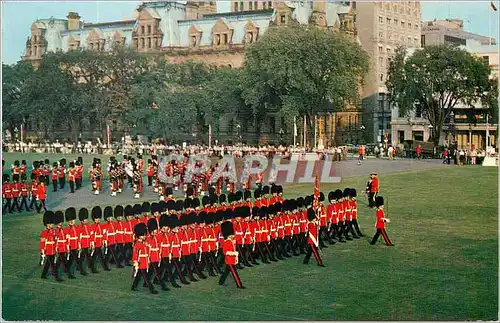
[2,160,498,320]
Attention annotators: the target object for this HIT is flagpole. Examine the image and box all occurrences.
[486,114,490,155]
[303,115,307,148]
[208,124,212,149]
[489,3,492,45]
[314,115,318,149]
[293,116,297,146]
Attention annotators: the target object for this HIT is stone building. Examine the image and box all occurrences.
[355,1,421,144]
[21,0,360,145]
[421,19,496,47]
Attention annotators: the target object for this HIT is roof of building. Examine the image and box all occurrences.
[201,9,274,19]
[84,19,136,28]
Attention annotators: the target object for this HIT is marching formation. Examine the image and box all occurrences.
[38,184,394,293]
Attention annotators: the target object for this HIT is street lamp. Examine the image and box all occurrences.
[236,124,241,143]
[428,124,433,142]
[279,128,284,145]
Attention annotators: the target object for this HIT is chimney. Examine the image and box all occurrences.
[67,12,81,30]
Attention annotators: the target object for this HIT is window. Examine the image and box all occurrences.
[191,36,197,47]
[421,35,425,47]
[141,38,145,48]
[380,73,384,81]
[378,45,383,53]
[414,23,418,29]
[148,25,151,34]
[413,131,424,141]
[234,2,238,11]
[268,1,272,8]
[386,47,391,53]
[379,57,383,66]
[254,1,258,9]
[249,1,253,9]
[394,19,398,25]
[269,117,276,134]
[239,1,244,11]
[141,26,145,34]
[415,104,422,118]
[215,34,221,45]
[386,18,391,24]
[378,118,384,130]
[223,33,228,44]
[401,21,405,28]
[379,32,383,39]
[281,15,286,23]
[148,38,151,48]
[379,16,383,23]
[263,2,267,9]
[482,55,490,66]
[407,36,411,43]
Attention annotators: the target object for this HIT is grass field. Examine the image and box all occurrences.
[1,153,498,320]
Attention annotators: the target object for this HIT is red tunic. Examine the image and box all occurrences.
[115,221,124,244]
[284,214,293,236]
[3,183,12,199]
[146,234,161,263]
[103,221,117,246]
[90,222,104,248]
[68,168,76,182]
[51,168,58,181]
[299,211,308,233]
[171,232,182,259]
[188,228,199,255]
[40,228,56,256]
[180,230,190,256]
[307,221,319,247]
[350,200,357,220]
[343,200,351,221]
[132,240,150,270]
[234,222,244,245]
[20,182,28,196]
[200,227,210,252]
[160,233,172,259]
[209,227,219,251]
[55,228,68,254]
[244,221,255,245]
[64,225,80,250]
[11,183,20,198]
[30,182,38,197]
[78,223,91,249]
[123,220,134,243]
[58,166,65,179]
[318,204,327,227]
[376,209,385,229]
[36,184,46,200]
[275,217,285,238]
[222,239,238,265]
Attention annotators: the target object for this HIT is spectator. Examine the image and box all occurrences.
[416,145,422,160]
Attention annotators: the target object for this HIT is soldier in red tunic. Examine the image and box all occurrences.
[349,188,364,237]
[78,208,94,273]
[303,208,325,267]
[131,223,158,294]
[218,220,245,289]
[89,206,111,272]
[11,177,21,212]
[64,207,87,276]
[370,196,394,246]
[58,159,66,190]
[2,174,12,213]
[123,205,135,265]
[12,160,20,182]
[103,206,123,268]
[147,159,154,187]
[159,214,182,288]
[40,211,63,281]
[54,210,75,278]
[114,205,127,265]
[28,173,39,211]
[68,162,76,193]
[146,218,169,291]
[75,157,84,190]
[51,162,59,192]
[19,174,30,212]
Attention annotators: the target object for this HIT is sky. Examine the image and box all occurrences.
[1,1,499,65]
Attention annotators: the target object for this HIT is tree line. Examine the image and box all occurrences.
[3,24,371,143]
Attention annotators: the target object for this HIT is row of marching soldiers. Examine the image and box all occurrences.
[39,185,367,293]
[2,158,84,213]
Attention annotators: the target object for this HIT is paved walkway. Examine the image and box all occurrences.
[40,158,447,211]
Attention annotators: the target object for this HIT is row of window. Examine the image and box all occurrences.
[133,37,161,49]
[233,1,273,11]
[139,22,160,36]
[378,16,419,30]
[378,2,419,15]
[378,33,420,45]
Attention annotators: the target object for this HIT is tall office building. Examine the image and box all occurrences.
[356,1,421,143]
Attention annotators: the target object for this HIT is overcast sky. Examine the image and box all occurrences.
[2,1,499,64]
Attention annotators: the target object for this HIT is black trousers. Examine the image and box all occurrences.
[148,262,168,290]
[57,252,71,277]
[19,196,29,212]
[124,243,133,263]
[69,181,75,193]
[132,268,156,293]
[351,219,363,236]
[10,198,20,212]
[148,176,153,186]
[219,264,243,288]
[3,198,12,213]
[368,193,375,208]
[28,196,37,210]
[58,177,65,189]
[36,199,47,213]
[91,247,110,271]
[68,249,86,275]
[171,258,188,283]
[52,179,58,192]
[76,178,82,189]
[371,228,392,246]
[44,176,50,186]
[41,255,61,280]
[303,244,323,265]
[105,245,122,268]
[160,258,175,283]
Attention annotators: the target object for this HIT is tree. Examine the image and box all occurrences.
[242,24,369,139]
[386,45,492,146]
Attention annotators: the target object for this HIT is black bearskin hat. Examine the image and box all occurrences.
[186,186,194,197]
[124,205,134,217]
[3,174,9,183]
[165,187,173,196]
[192,198,201,209]
[43,211,54,226]
[235,190,243,201]
[254,188,261,199]
[263,185,270,195]
[114,205,124,218]
[142,201,151,213]
[202,195,210,206]
[54,210,64,224]
[175,200,184,211]
[64,207,77,222]
[328,191,335,202]
[296,197,304,208]
[14,160,20,166]
[78,208,89,221]
[30,173,36,180]
[319,192,325,202]
[133,204,142,216]
[166,199,175,210]
[244,189,251,200]
[52,162,58,167]
[335,189,343,201]
[91,206,102,220]
[304,195,313,206]
[221,220,234,239]
[271,184,278,195]
[375,196,384,207]
[350,188,357,198]
[219,194,226,204]
[134,223,147,237]
[104,206,113,219]
[151,202,159,214]
[343,188,350,198]
[147,218,158,233]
